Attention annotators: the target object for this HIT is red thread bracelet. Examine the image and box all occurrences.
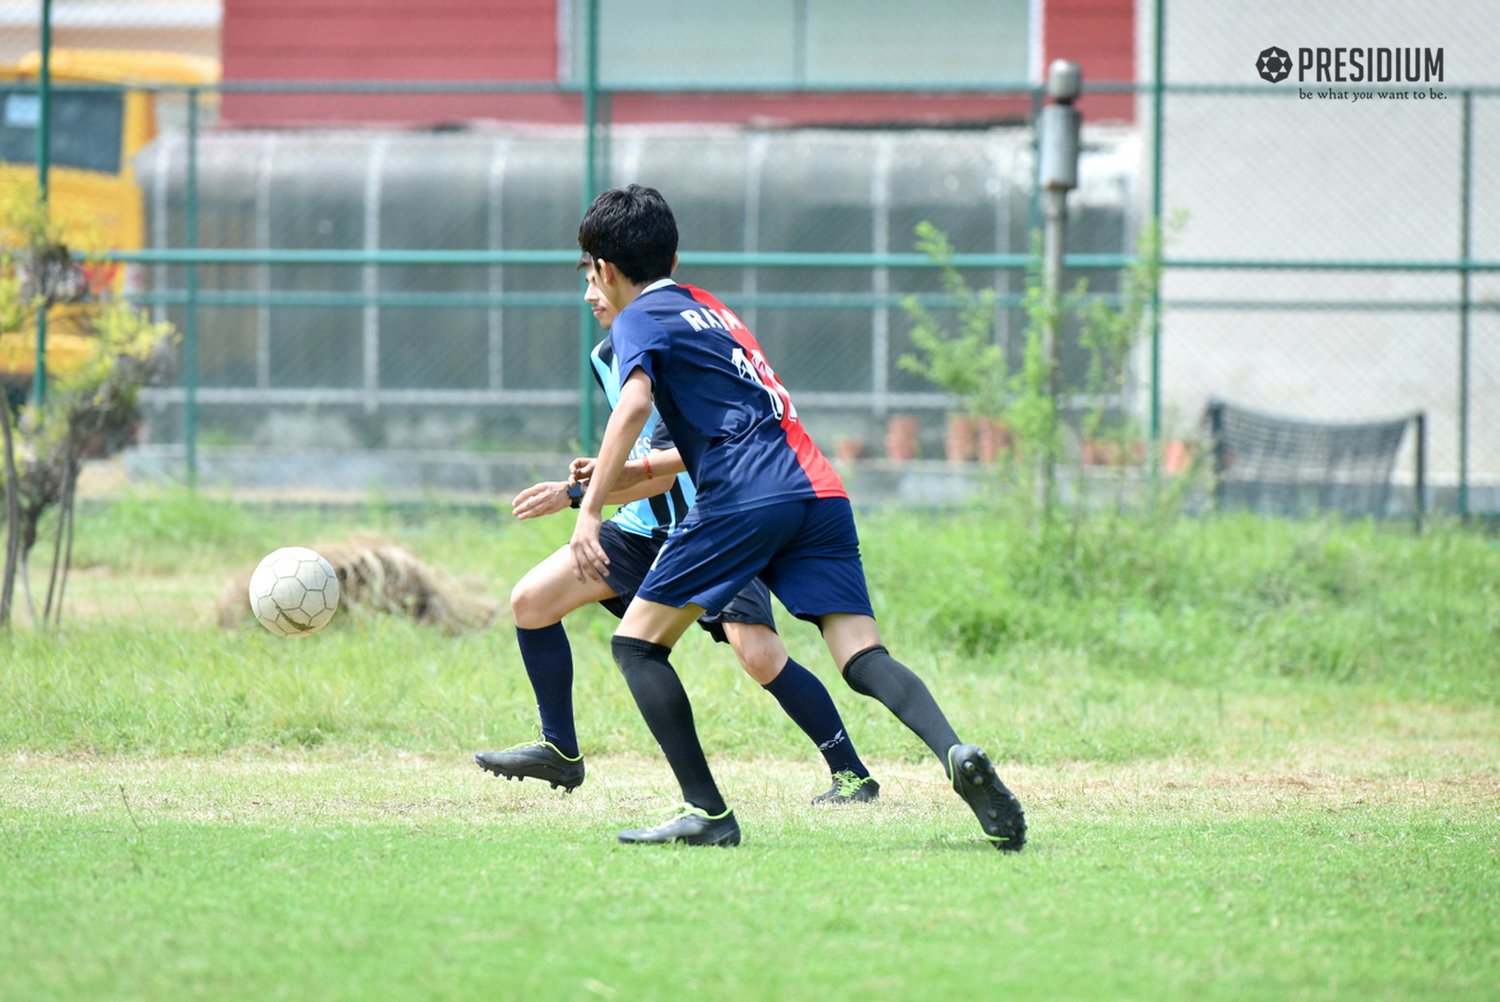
[642,454,654,480]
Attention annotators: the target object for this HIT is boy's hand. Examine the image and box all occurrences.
[570,456,598,484]
[569,507,610,582]
[511,480,571,520]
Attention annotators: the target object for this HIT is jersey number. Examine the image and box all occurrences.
[731,346,798,422]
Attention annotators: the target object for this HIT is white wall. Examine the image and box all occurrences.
[1131,0,1500,485]
[0,1,220,66]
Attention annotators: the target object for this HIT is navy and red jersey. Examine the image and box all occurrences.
[610,281,847,516]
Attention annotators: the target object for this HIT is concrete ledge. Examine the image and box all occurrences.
[116,444,1495,516]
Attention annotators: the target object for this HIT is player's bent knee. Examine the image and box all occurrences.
[611,634,672,674]
[736,647,785,685]
[841,644,891,694]
[821,614,884,670]
[510,580,556,631]
[724,625,786,684]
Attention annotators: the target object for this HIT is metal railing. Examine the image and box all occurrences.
[7,0,1498,513]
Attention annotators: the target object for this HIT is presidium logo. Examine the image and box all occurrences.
[1256,46,1293,83]
[1255,45,1446,102]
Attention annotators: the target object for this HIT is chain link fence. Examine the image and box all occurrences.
[1155,1,1500,516]
[3,0,1496,513]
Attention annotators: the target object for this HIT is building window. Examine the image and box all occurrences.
[1,90,124,175]
[566,0,1030,87]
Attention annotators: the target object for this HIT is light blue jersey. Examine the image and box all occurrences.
[589,338,694,540]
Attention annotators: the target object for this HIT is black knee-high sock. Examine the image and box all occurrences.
[763,657,869,778]
[611,636,727,815]
[843,645,961,769]
[515,624,578,757]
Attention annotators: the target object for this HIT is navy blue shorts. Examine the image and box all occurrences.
[637,496,873,624]
[595,521,775,643]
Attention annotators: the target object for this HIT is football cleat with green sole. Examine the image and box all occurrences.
[812,770,881,805]
[948,743,1026,852]
[475,737,585,792]
[617,804,741,847]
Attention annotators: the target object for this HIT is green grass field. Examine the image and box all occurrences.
[2,489,1496,1000]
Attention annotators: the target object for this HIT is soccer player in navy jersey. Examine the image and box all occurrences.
[569,183,1027,850]
[473,333,880,805]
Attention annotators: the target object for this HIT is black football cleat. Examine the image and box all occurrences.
[948,743,1026,852]
[475,737,585,793]
[811,770,881,805]
[617,805,741,847]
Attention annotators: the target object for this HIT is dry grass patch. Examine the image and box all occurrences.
[7,748,1495,833]
[215,534,498,633]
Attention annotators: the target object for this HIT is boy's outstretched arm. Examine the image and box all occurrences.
[570,447,685,506]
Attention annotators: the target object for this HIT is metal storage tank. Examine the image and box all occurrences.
[134,126,1135,485]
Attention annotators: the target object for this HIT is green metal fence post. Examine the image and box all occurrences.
[1148,0,1166,453]
[185,88,200,487]
[31,0,52,407]
[578,0,601,454]
[1457,88,1472,520]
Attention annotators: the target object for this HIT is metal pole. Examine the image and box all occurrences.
[577,0,601,454]
[31,0,52,406]
[1041,189,1066,392]
[1457,89,1472,520]
[1413,411,1426,533]
[1038,60,1081,510]
[1026,87,1043,237]
[1207,399,1226,510]
[184,89,200,487]
[1039,192,1064,508]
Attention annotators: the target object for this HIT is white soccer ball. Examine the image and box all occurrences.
[247,546,340,636]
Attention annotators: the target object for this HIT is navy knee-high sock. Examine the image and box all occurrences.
[763,657,869,778]
[516,624,578,758]
[611,636,727,815]
[843,645,961,769]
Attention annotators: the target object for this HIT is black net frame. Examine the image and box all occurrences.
[1206,399,1425,523]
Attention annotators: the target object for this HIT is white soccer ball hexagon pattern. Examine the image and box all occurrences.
[248,546,340,636]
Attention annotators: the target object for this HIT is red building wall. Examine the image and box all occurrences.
[221,0,573,126]
[221,0,1134,128]
[1044,0,1137,121]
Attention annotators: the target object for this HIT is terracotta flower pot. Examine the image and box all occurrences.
[885,414,920,463]
[944,414,976,463]
[1164,439,1193,475]
[833,436,866,462]
[976,418,1012,465]
[1082,438,1145,467]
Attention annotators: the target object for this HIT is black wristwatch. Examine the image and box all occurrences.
[566,482,584,508]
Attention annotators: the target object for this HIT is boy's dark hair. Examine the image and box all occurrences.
[577,184,678,285]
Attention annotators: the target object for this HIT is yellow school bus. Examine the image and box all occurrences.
[0,48,216,399]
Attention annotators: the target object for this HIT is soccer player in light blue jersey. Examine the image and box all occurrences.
[474,327,879,807]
